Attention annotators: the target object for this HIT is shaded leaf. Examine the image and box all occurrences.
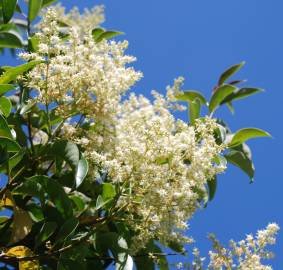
[225,150,255,182]
[36,221,57,247]
[189,98,201,125]
[0,114,13,138]
[55,217,79,245]
[92,28,104,41]
[207,176,217,201]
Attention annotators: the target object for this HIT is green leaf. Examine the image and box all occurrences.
[0,84,14,96]
[0,96,12,117]
[209,84,237,113]
[28,0,43,22]
[95,30,124,42]
[95,195,104,210]
[35,222,57,247]
[0,60,43,84]
[42,0,57,8]
[189,98,201,125]
[0,137,20,152]
[225,150,255,181]
[26,203,44,222]
[0,114,13,138]
[92,28,104,41]
[50,140,80,171]
[55,217,79,245]
[20,100,36,115]
[230,128,271,147]
[102,183,116,201]
[75,156,88,188]
[2,148,25,172]
[134,256,154,270]
[218,61,245,86]
[221,87,264,105]
[207,176,217,201]
[175,90,206,104]
[0,32,22,48]
[2,0,17,23]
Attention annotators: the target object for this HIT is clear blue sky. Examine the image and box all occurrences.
[2,0,283,268]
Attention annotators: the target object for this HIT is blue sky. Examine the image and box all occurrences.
[2,0,283,268]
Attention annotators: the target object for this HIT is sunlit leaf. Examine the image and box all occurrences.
[175,90,206,104]
[75,156,88,188]
[218,61,245,86]
[2,0,17,23]
[0,96,12,117]
[28,0,43,22]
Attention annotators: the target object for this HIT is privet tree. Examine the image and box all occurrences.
[0,1,279,269]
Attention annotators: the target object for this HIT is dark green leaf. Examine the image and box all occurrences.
[0,32,22,48]
[0,96,12,117]
[229,128,271,147]
[0,114,13,138]
[36,221,57,247]
[2,0,17,23]
[175,90,206,104]
[221,87,263,105]
[218,61,245,86]
[55,217,79,245]
[95,31,124,42]
[225,150,255,181]
[0,60,43,84]
[50,140,80,170]
[0,137,20,152]
[209,85,237,113]
[42,0,57,8]
[75,156,88,188]
[26,203,44,222]
[189,98,201,125]
[28,0,43,22]
[0,84,14,96]
[207,176,217,201]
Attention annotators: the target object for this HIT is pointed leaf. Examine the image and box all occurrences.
[207,176,217,201]
[42,0,58,8]
[0,84,14,96]
[0,32,23,48]
[92,28,104,41]
[230,128,271,147]
[218,61,245,86]
[209,85,237,113]
[96,31,124,42]
[0,114,13,138]
[55,217,79,245]
[0,60,43,84]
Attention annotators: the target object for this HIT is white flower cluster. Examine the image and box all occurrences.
[88,93,226,251]
[19,8,142,120]
[206,223,279,270]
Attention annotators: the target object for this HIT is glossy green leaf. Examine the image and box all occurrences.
[221,87,264,105]
[175,90,206,104]
[2,0,17,23]
[50,140,80,170]
[0,114,13,138]
[189,98,201,125]
[55,217,79,245]
[75,156,88,188]
[0,96,12,117]
[0,84,14,96]
[207,176,217,201]
[92,28,104,41]
[3,148,25,172]
[225,150,255,181]
[20,100,36,115]
[218,61,245,86]
[209,85,237,113]
[230,128,271,147]
[26,203,44,222]
[36,222,57,247]
[95,30,124,42]
[0,60,43,84]
[95,195,104,210]
[28,0,43,22]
